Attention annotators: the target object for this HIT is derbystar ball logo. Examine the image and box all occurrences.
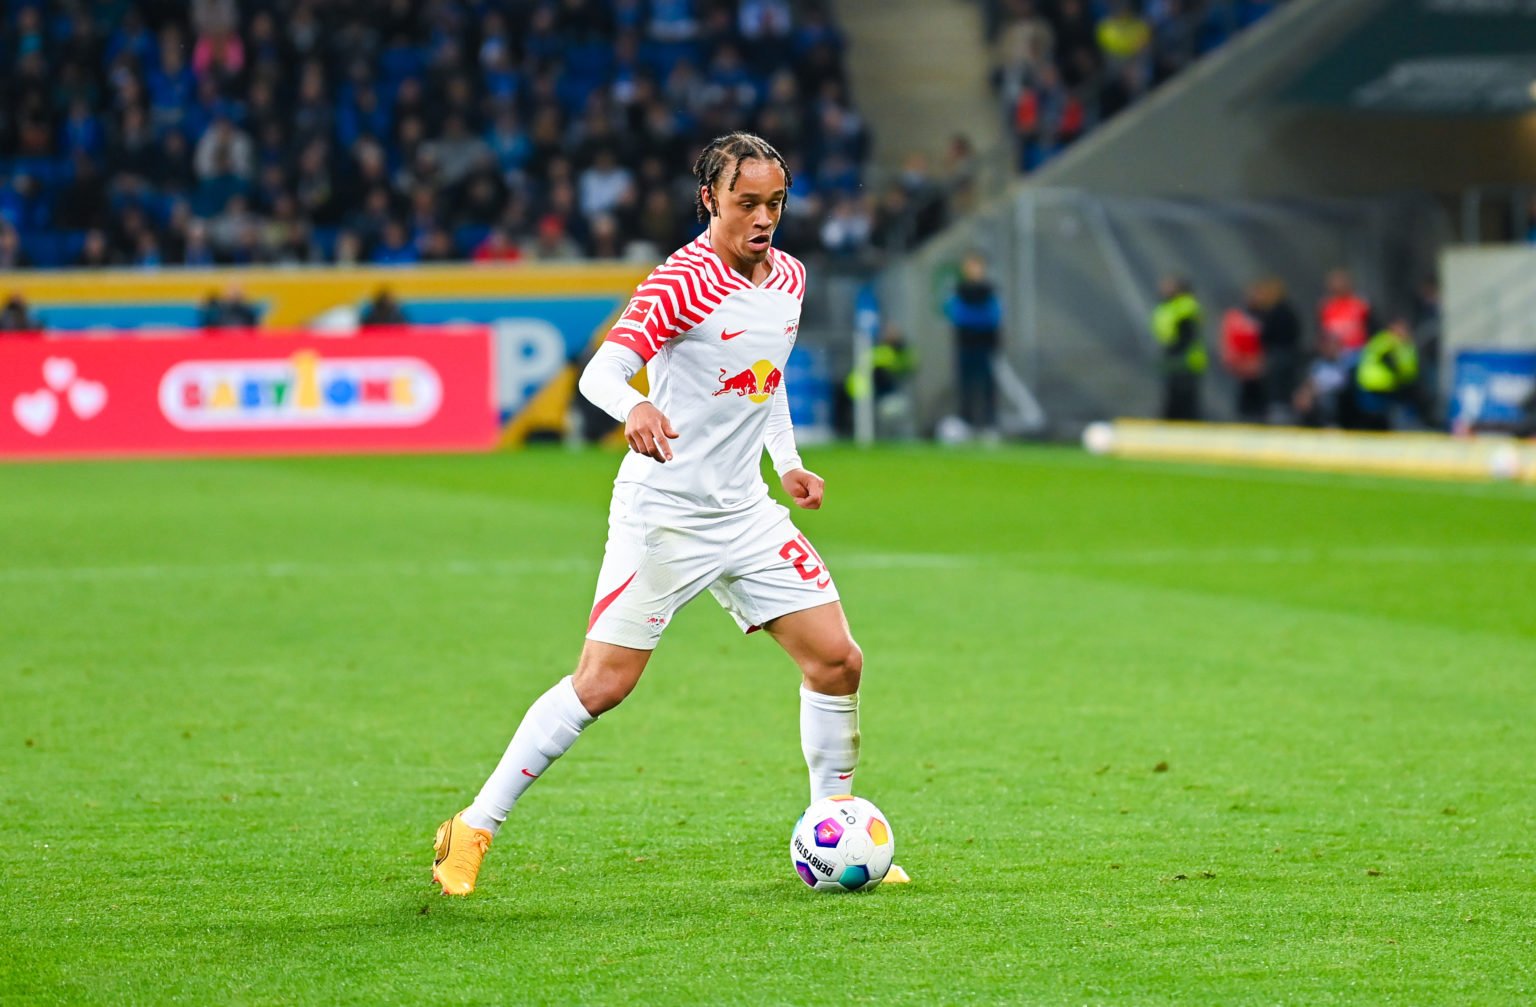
[712,359,782,404]
[159,349,441,430]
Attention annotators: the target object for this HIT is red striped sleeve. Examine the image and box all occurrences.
[605,244,739,360]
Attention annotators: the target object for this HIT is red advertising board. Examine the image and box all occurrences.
[0,328,498,459]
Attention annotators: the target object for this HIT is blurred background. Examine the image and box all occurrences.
[1,0,1533,472]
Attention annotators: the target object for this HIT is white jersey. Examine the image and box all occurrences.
[606,234,806,509]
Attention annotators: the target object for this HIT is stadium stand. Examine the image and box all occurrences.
[986,0,1288,173]
[0,0,865,268]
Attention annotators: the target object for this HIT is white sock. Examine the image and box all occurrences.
[800,685,860,803]
[463,676,595,836]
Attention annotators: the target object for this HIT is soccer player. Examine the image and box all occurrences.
[433,133,865,895]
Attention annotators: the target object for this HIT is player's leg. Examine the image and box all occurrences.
[466,642,650,830]
[709,507,859,803]
[435,641,651,896]
[436,487,723,894]
[764,600,864,803]
[765,594,912,882]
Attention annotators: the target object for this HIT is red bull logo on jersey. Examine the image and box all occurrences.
[713,359,782,404]
[159,349,442,429]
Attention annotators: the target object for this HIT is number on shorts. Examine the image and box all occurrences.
[779,533,831,589]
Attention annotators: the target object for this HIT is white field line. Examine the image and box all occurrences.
[0,546,1530,585]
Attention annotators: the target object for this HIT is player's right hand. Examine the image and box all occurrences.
[625,402,679,462]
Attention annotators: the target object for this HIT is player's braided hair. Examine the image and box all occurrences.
[692,132,793,222]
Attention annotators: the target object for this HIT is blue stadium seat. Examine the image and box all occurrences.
[379,45,428,84]
[311,227,342,261]
[453,224,491,257]
[20,230,85,269]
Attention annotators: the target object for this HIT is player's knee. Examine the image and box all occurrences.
[572,660,642,716]
[806,638,862,695]
[573,670,631,716]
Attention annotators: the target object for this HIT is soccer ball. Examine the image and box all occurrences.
[790,795,895,892]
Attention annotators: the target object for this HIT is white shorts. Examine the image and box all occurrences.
[585,484,841,650]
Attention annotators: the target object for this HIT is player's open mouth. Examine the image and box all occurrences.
[747,234,771,250]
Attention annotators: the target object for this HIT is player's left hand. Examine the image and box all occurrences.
[781,468,824,510]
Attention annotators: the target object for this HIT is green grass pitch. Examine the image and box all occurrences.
[2,446,1533,1005]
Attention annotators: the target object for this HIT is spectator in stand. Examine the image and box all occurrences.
[995,0,1056,85]
[192,0,245,84]
[1318,268,1374,352]
[133,232,165,268]
[157,131,198,198]
[261,194,313,265]
[1098,0,1153,67]
[898,152,946,243]
[1098,59,1151,120]
[183,219,217,267]
[635,188,683,257]
[945,252,1004,436]
[372,221,420,266]
[361,287,408,328]
[587,213,625,259]
[474,227,523,264]
[194,148,251,219]
[63,98,107,160]
[578,149,635,219]
[0,174,44,233]
[871,184,914,252]
[1252,277,1301,423]
[0,0,869,269]
[944,133,980,216]
[486,108,533,180]
[109,104,159,189]
[147,26,197,133]
[418,227,456,263]
[110,204,153,263]
[820,195,874,258]
[209,195,259,262]
[1051,0,1103,87]
[998,0,1285,175]
[530,214,583,262]
[427,114,494,190]
[0,223,31,270]
[334,230,364,267]
[1221,288,1267,423]
[1014,62,1082,171]
[1150,0,1202,83]
[77,229,116,268]
[741,0,794,44]
[0,294,41,335]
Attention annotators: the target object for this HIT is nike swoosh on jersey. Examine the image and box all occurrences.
[720,328,746,340]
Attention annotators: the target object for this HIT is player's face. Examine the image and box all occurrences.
[704,157,786,271]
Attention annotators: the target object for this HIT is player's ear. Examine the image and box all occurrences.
[700,184,713,215]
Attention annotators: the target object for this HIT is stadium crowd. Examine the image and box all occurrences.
[987,0,1287,171]
[0,0,868,270]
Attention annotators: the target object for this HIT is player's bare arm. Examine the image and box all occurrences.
[625,401,679,463]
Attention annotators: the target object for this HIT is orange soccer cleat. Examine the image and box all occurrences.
[432,813,492,896]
